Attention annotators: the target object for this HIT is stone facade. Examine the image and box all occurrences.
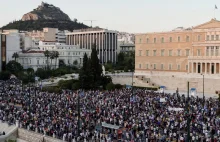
[135,19,220,94]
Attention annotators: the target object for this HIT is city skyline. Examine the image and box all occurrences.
[0,0,220,33]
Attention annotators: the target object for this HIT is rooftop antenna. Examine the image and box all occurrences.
[84,20,97,27]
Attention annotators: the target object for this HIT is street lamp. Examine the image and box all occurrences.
[201,74,205,109]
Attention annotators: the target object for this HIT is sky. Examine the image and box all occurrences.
[0,0,220,33]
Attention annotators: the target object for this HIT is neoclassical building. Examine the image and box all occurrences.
[135,19,220,94]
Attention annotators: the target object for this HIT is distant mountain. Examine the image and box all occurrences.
[1,2,89,31]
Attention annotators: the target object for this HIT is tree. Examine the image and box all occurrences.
[79,53,93,89]
[44,50,50,69]
[0,71,11,80]
[106,82,115,90]
[6,61,23,76]
[90,44,102,88]
[73,60,78,66]
[49,51,55,69]
[12,52,19,62]
[54,51,59,69]
[118,52,125,63]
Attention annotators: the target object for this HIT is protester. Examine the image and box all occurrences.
[0,78,219,142]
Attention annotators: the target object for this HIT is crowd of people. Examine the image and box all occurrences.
[0,78,219,142]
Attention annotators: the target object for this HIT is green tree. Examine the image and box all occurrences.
[90,44,102,88]
[79,53,92,89]
[106,82,115,90]
[49,51,55,69]
[54,51,59,69]
[12,52,19,62]
[118,52,125,63]
[73,60,78,66]
[6,61,23,76]
[44,50,50,69]
[0,71,11,80]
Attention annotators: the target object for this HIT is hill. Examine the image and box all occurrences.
[1,2,89,31]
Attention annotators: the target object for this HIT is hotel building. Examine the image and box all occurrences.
[66,28,118,64]
[135,19,220,94]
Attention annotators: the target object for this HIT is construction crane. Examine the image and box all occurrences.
[84,20,97,27]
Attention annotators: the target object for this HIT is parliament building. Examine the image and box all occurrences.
[135,19,220,95]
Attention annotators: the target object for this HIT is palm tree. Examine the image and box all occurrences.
[44,50,50,69]
[12,52,19,62]
[49,51,55,69]
[54,51,59,69]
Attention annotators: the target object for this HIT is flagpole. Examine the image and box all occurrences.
[214,7,216,19]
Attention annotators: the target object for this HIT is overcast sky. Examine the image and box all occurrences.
[0,0,220,33]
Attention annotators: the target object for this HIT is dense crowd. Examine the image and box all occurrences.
[0,78,219,142]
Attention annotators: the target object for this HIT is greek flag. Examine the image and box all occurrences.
[80,91,85,98]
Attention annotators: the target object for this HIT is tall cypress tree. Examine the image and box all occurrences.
[90,44,102,88]
[79,53,92,89]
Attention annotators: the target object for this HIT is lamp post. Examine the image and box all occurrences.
[201,74,205,109]
[78,77,83,137]
[186,81,191,142]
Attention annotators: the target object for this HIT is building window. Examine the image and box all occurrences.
[169,64,172,70]
[161,64,164,70]
[170,37,172,42]
[198,35,200,41]
[206,47,209,56]
[211,46,214,56]
[169,50,172,56]
[186,65,188,71]
[186,36,190,42]
[146,38,149,43]
[146,64,148,69]
[153,50,157,56]
[139,64,141,69]
[206,35,209,41]
[139,50,142,56]
[30,59,31,64]
[139,38,142,43]
[211,35,214,40]
[177,49,181,56]
[216,47,219,56]
[146,50,149,56]
[177,64,180,70]
[37,60,39,65]
[161,49,164,56]
[153,64,156,69]
[197,49,201,56]
[161,37,164,43]
[154,38,156,43]
[186,49,190,56]
[216,35,219,40]
[178,36,180,42]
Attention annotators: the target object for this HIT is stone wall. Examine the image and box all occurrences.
[0,127,18,142]
[18,128,63,142]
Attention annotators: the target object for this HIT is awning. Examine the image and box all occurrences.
[101,122,120,130]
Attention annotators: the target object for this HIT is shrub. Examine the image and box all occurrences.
[106,82,115,90]
[72,82,80,90]
[115,84,123,89]
[124,66,128,72]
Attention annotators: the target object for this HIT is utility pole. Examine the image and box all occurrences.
[78,78,83,137]
[202,74,204,109]
[187,81,191,142]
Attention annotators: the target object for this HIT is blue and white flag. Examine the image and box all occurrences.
[80,91,85,98]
